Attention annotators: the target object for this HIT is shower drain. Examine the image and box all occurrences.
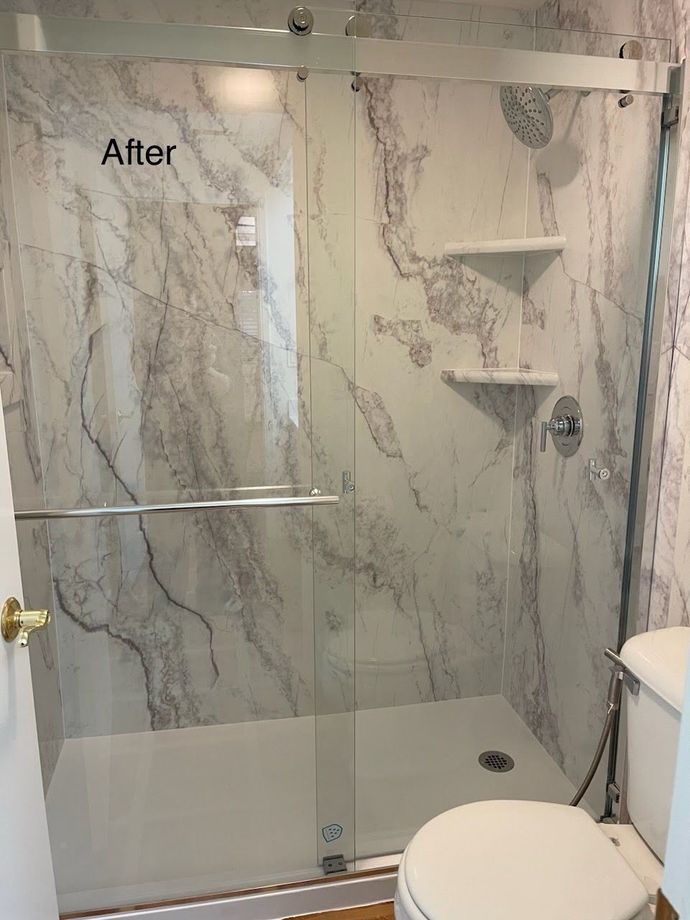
[478,750,515,773]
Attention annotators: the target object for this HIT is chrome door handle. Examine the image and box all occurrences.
[1,597,51,647]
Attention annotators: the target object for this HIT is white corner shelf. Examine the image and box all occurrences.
[444,236,566,258]
[441,368,559,387]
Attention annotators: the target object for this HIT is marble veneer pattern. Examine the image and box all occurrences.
[0,59,63,788]
[508,0,690,804]
[0,3,680,834]
[3,55,329,736]
[504,86,663,802]
[351,72,528,708]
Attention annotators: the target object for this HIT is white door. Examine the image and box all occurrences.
[0,404,58,919]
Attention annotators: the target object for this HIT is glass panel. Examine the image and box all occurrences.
[352,63,664,861]
[0,6,675,911]
[305,69,357,866]
[0,44,355,914]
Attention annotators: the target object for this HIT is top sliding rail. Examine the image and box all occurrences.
[0,13,680,95]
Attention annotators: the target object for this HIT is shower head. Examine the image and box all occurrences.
[499,85,556,149]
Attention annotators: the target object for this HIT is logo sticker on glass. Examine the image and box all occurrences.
[322,823,344,842]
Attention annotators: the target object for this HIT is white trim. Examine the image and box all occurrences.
[444,236,566,256]
[77,872,398,920]
[0,13,680,95]
[441,368,559,387]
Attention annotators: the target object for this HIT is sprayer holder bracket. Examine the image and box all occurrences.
[604,648,640,696]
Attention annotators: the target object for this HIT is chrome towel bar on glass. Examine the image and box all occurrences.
[14,493,339,521]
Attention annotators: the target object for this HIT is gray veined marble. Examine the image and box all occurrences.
[3,53,327,736]
[505,78,661,805]
[0,0,680,839]
[352,71,530,709]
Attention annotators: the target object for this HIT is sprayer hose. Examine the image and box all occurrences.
[569,671,623,808]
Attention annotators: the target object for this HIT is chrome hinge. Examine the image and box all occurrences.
[342,471,355,495]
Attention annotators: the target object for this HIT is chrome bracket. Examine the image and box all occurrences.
[342,471,355,495]
[322,854,347,875]
[588,458,611,482]
[345,13,370,37]
[606,781,621,805]
[604,648,640,696]
[662,93,681,128]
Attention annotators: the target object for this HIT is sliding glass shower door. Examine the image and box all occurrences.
[0,27,356,912]
[0,7,679,916]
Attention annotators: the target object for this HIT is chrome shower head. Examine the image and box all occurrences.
[500,85,556,149]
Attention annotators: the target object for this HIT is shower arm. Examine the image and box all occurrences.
[546,88,589,99]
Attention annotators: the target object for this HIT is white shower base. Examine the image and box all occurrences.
[47,695,577,914]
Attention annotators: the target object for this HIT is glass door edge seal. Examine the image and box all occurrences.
[0,12,679,94]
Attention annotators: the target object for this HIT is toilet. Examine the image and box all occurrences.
[395,626,690,920]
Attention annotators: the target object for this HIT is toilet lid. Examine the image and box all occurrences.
[402,801,648,920]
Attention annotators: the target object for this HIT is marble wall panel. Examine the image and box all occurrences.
[518,0,690,800]
[353,73,529,708]
[0,60,64,788]
[504,78,664,807]
[2,0,684,783]
[4,54,324,736]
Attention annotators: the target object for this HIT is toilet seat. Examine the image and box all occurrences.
[396,800,649,920]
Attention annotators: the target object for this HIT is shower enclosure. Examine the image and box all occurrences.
[0,4,680,916]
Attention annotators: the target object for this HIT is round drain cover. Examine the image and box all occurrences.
[478,750,515,773]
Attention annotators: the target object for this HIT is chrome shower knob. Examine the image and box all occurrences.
[539,396,584,457]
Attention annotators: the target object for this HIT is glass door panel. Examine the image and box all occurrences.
[352,57,665,863]
[306,68,356,868]
[0,41,355,913]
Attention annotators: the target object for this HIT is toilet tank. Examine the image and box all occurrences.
[621,626,690,861]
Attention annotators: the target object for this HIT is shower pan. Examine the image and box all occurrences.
[0,6,681,918]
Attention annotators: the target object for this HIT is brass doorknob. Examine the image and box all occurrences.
[1,597,51,647]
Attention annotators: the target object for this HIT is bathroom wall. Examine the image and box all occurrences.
[0,52,345,737]
[0,0,541,744]
[530,0,690,736]
[0,62,64,788]
[352,71,529,708]
[534,0,690,642]
[0,0,684,787]
[503,85,663,796]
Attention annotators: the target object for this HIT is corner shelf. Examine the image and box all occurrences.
[444,236,566,258]
[441,368,559,387]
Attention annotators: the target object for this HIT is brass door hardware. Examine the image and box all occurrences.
[1,596,50,647]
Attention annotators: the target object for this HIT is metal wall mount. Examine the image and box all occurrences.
[0,13,680,94]
[288,7,314,35]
